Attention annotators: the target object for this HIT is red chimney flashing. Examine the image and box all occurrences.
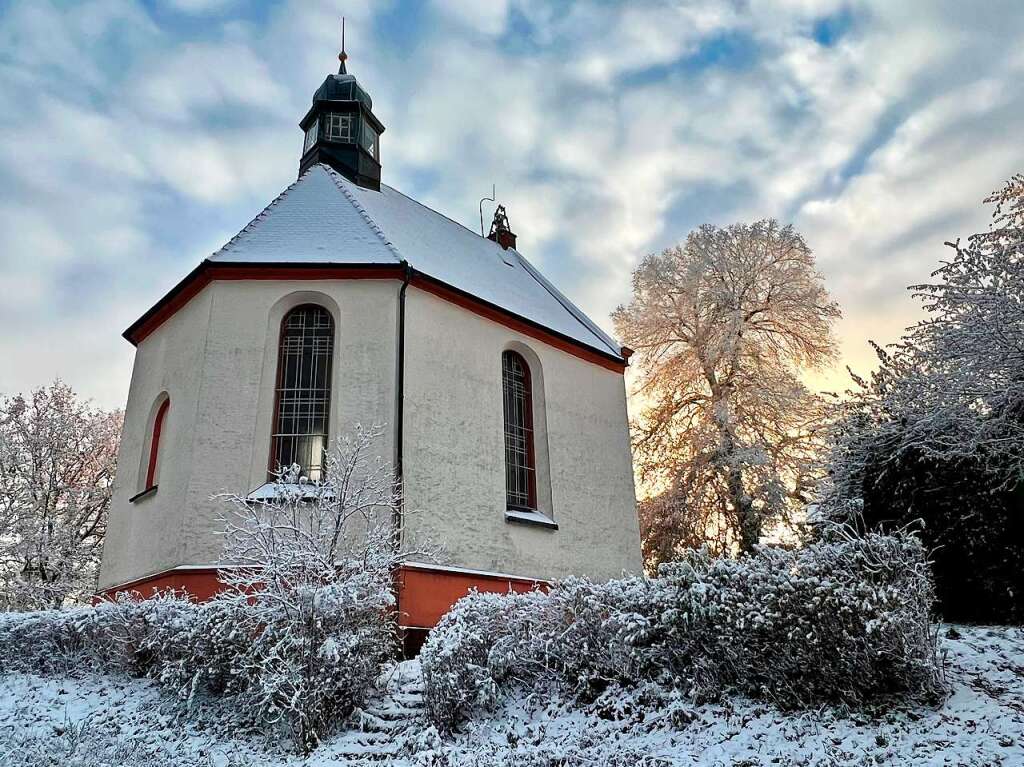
[488,229,517,250]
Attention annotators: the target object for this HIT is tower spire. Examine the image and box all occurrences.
[300,20,385,188]
[338,17,348,74]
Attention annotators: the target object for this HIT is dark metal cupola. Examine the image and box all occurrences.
[298,21,384,190]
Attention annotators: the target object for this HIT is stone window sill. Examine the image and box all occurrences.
[505,508,558,530]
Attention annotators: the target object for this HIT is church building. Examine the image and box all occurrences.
[98,42,642,632]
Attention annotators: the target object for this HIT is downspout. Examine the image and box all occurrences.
[395,261,413,544]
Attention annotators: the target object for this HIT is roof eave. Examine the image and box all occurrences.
[123,259,211,345]
[123,262,625,369]
[122,261,405,347]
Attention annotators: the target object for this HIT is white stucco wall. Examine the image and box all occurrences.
[99,279,400,589]
[100,276,641,590]
[401,287,642,581]
[100,289,214,588]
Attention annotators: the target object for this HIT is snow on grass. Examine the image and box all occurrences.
[1,625,1021,766]
[0,672,275,766]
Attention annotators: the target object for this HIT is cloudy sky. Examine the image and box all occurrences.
[1,0,1023,409]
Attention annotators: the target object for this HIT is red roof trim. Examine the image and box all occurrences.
[123,262,404,345]
[410,273,626,372]
[124,262,626,373]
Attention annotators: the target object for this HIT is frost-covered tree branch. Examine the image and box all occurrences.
[826,171,1024,506]
[818,173,1024,622]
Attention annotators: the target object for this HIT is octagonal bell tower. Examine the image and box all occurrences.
[297,29,385,190]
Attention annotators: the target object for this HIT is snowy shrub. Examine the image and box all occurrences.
[0,607,93,674]
[150,566,398,752]
[422,530,942,731]
[653,528,942,708]
[0,426,425,755]
[421,577,669,730]
[0,592,192,676]
[184,425,410,752]
[418,590,532,728]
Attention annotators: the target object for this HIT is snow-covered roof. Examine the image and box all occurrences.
[209,164,623,361]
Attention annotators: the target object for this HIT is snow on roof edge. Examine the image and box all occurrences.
[320,165,403,263]
[511,251,623,358]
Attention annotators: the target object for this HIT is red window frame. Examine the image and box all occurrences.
[145,398,169,490]
[502,350,537,510]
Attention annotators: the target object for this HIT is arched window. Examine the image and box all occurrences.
[502,350,537,510]
[145,397,169,490]
[269,304,334,482]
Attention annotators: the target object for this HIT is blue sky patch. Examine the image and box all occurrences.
[812,7,855,47]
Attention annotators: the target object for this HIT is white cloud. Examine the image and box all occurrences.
[1,0,1024,410]
[123,42,291,123]
[433,0,510,37]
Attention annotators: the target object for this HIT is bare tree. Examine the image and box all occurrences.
[0,382,122,609]
[614,220,839,563]
[203,423,433,753]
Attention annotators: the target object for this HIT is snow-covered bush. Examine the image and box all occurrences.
[418,590,533,729]
[176,424,409,752]
[0,592,191,676]
[0,607,90,674]
[0,425,423,755]
[421,577,672,731]
[422,530,942,731]
[654,528,941,707]
[151,567,398,752]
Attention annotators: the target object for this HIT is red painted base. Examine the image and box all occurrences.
[96,567,223,603]
[97,564,546,630]
[394,564,545,629]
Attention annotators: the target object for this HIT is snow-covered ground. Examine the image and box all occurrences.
[1,625,1021,766]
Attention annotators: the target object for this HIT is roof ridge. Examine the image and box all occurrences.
[512,251,622,356]
[319,164,403,263]
[212,168,314,259]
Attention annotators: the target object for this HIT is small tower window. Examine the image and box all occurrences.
[360,120,379,161]
[270,305,335,482]
[145,397,169,490]
[302,119,319,154]
[502,350,537,510]
[324,113,355,142]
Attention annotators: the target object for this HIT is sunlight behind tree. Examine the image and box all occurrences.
[614,220,840,564]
